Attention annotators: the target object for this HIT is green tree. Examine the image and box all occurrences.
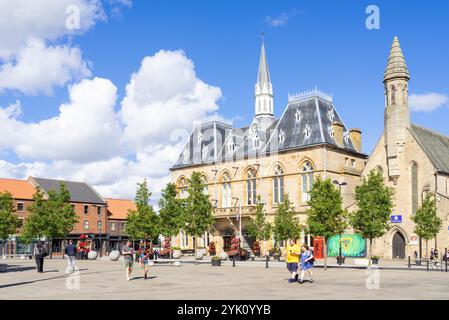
[0,191,20,254]
[126,179,160,247]
[22,184,78,258]
[247,196,271,256]
[273,194,301,248]
[307,177,347,270]
[350,170,394,268]
[159,183,184,257]
[182,172,214,264]
[411,192,442,259]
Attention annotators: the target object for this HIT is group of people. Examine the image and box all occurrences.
[285,239,314,284]
[122,240,151,281]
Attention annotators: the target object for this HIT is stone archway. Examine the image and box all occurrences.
[392,231,406,259]
[385,226,409,259]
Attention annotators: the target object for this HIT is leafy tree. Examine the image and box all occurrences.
[22,184,78,258]
[247,196,271,256]
[0,191,20,254]
[273,194,301,248]
[411,192,442,259]
[182,172,214,264]
[307,177,347,270]
[159,183,184,256]
[350,170,394,268]
[126,179,161,247]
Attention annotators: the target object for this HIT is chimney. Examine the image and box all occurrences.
[332,121,344,147]
[350,128,362,152]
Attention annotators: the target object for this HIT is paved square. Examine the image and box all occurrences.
[1,259,448,300]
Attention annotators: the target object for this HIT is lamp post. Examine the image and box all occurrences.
[332,180,347,261]
[98,219,102,257]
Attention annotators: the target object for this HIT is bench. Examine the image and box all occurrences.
[181,249,195,255]
[0,263,7,272]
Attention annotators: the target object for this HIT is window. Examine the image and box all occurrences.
[273,165,284,204]
[252,135,260,149]
[180,231,189,248]
[110,222,116,232]
[17,202,24,212]
[246,169,257,205]
[200,175,208,195]
[71,204,75,211]
[84,205,89,215]
[278,129,285,144]
[84,220,89,230]
[97,207,102,215]
[227,135,235,153]
[178,178,188,199]
[202,145,209,160]
[18,218,24,228]
[328,125,334,137]
[411,163,418,214]
[301,161,314,203]
[97,221,102,230]
[351,159,356,168]
[201,232,210,247]
[345,158,350,167]
[295,109,302,122]
[304,124,311,139]
[221,173,232,208]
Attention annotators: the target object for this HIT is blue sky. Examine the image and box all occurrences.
[0,0,448,198]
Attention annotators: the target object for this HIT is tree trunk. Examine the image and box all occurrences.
[324,237,327,271]
[194,236,197,265]
[426,240,429,260]
[49,239,53,259]
[368,238,373,270]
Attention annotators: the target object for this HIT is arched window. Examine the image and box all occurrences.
[301,161,314,203]
[273,165,284,204]
[221,173,232,208]
[200,174,209,195]
[411,163,418,214]
[246,168,257,205]
[178,177,188,199]
[390,85,396,105]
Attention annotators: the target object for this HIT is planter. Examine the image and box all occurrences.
[172,250,182,259]
[211,259,221,266]
[109,250,120,261]
[336,256,345,265]
[220,252,228,261]
[87,251,98,260]
[196,252,205,260]
[371,258,379,265]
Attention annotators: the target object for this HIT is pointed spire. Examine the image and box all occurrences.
[257,36,271,87]
[384,36,410,83]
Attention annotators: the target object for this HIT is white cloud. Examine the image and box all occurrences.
[0,50,223,200]
[120,50,222,149]
[0,77,123,162]
[0,39,91,95]
[409,93,449,112]
[266,9,300,27]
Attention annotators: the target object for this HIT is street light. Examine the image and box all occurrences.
[332,180,347,262]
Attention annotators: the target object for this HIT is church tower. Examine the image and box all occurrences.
[384,36,410,181]
[254,37,275,131]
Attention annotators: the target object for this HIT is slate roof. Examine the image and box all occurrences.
[410,124,449,174]
[171,91,364,169]
[32,177,106,205]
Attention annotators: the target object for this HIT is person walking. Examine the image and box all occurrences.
[284,239,300,283]
[138,242,151,279]
[122,240,134,281]
[299,244,314,284]
[33,242,47,273]
[65,240,77,273]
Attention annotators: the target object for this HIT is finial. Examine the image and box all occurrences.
[260,31,265,45]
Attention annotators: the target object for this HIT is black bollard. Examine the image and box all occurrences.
[445,248,448,273]
[265,255,269,269]
[233,255,236,267]
[408,256,411,268]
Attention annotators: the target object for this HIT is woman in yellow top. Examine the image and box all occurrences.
[285,239,300,283]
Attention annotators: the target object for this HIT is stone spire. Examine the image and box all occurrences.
[384,36,410,83]
[254,35,274,126]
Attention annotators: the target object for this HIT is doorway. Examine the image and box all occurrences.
[392,231,406,259]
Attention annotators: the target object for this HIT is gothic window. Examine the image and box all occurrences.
[221,173,232,208]
[328,125,334,137]
[273,165,284,204]
[200,174,208,195]
[251,123,259,135]
[343,131,350,144]
[227,135,235,153]
[304,124,311,139]
[411,163,418,214]
[253,135,260,149]
[390,85,396,105]
[301,161,314,203]
[202,145,209,160]
[246,168,257,205]
[178,177,188,199]
[278,129,285,144]
[327,108,335,122]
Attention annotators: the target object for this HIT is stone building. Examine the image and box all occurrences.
[363,37,449,259]
[170,41,367,254]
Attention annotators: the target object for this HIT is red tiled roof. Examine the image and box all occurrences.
[0,178,35,200]
[106,198,136,220]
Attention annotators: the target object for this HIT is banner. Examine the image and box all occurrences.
[327,234,366,257]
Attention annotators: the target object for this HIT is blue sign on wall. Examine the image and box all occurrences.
[391,215,402,223]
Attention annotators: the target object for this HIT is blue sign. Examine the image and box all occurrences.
[391,215,402,223]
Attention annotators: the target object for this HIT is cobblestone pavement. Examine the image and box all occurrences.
[1,258,448,300]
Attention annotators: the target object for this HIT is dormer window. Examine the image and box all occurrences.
[328,125,334,137]
[304,124,311,139]
[253,136,260,149]
[278,129,285,144]
[343,131,350,144]
[227,136,235,153]
[197,132,203,144]
[327,108,335,122]
[251,123,259,136]
[295,109,302,122]
[202,145,208,159]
